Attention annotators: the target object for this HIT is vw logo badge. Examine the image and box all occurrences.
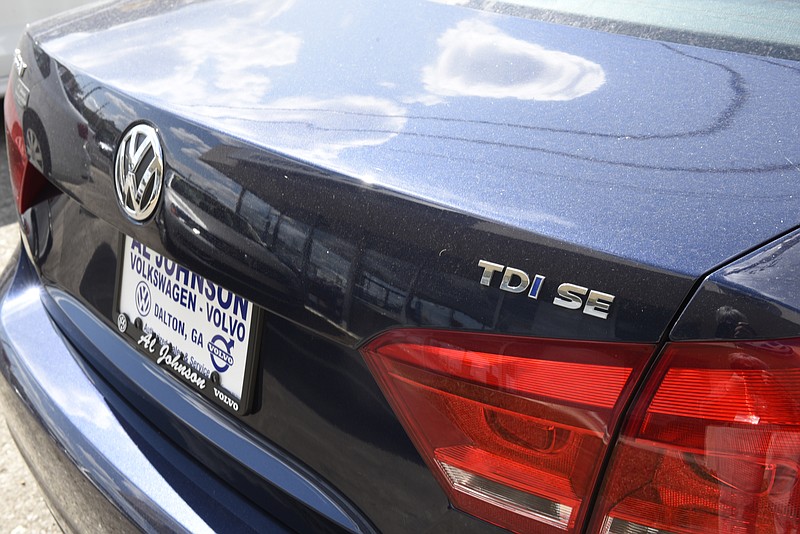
[135,281,152,317]
[114,123,164,221]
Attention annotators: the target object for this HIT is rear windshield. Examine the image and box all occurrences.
[455,0,800,60]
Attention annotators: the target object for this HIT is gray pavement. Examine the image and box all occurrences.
[0,105,60,533]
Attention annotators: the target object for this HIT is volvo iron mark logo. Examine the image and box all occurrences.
[114,123,164,221]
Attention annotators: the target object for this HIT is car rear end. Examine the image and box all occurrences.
[3,1,800,532]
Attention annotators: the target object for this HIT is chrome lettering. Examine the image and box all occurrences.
[477,259,616,320]
[553,283,588,310]
[477,260,504,286]
[584,290,615,320]
[499,267,530,293]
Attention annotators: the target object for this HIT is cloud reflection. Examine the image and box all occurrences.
[46,0,301,106]
[250,96,408,162]
[118,28,301,106]
[423,20,605,101]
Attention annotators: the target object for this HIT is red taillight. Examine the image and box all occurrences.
[361,329,655,533]
[591,339,800,534]
[4,80,48,214]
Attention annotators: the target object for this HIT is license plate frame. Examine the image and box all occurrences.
[113,235,261,416]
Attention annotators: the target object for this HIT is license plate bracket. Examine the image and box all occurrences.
[114,235,260,416]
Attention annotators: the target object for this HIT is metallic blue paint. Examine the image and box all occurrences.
[3,0,800,532]
[672,227,800,340]
[0,252,292,532]
[28,0,800,276]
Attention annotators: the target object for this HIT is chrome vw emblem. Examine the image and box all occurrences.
[114,124,164,221]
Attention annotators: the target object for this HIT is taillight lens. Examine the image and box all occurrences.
[361,329,655,533]
[592,339,800,534]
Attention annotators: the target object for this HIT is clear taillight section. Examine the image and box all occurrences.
[360,329,655,533]
[591,339,800,534]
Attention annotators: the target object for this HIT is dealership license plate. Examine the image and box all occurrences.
[116,235,259,415]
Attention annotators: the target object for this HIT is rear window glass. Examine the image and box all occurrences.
[451,0,800,59]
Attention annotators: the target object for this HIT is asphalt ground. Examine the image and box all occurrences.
[0,104,61,533]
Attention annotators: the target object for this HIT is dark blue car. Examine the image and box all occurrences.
[3,1,800,532]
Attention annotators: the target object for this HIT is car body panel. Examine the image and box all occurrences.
[18,38,694,347]
[27,0,800,277]
[3,1,800,532]
[9,194,371,531]
[671,227,800,341]
[0,249,295,533]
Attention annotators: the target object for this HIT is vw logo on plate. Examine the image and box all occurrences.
[135,281,152,317]
[114,123,164,221]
